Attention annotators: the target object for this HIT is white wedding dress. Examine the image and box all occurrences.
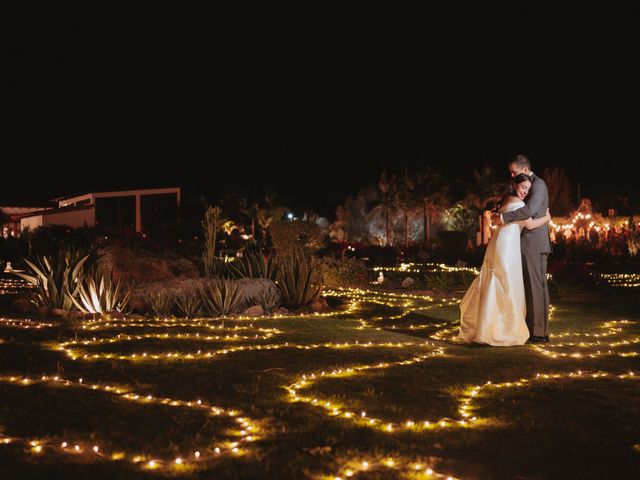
[458,200,530,346]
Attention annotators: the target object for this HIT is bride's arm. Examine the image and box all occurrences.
[518,208,551,230]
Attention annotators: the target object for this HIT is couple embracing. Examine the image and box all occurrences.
[459,154,552,346]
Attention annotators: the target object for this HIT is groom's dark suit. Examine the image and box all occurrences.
[501,173,552,337]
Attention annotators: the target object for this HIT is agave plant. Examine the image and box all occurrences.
[276,250,323,311]
[227,248,279,280]
[69,267,131,314]
[426,271,455,293]
[176,290,202,318]
[15,251,89,310]
[200,279,242,317]
[256,288,282,315]
[209,256,234,279]
[144,291,176,317]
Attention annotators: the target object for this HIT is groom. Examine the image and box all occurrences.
[492,154,552,343]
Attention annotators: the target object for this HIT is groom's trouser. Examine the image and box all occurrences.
[522,253,550,337]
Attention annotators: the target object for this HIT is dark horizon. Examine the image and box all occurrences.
[5,4,639,218]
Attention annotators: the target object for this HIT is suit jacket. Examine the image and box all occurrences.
[501,173,552,255]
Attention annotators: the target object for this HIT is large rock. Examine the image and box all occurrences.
[99,245,200,284]
[10,297,38,314]
[310,297,330,312]
[401,277,416,288]
[243,305,264,317]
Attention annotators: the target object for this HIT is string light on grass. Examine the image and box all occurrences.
[373,262,479,276]
[323,455,460,479]
[286,346,461,433]
[55,329,279,352]
[0,278,34,295]
[534,320,640,359]
[459,370,639,426]
[54,336,436,363]
[75,299,359,332]
[595,273,640,288]
[0,374,263,470]
[0,318,54,329]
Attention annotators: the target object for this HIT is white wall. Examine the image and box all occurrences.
[21,208,96,231]
[20,215,44,231]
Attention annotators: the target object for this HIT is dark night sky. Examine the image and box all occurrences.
[4,3,640,217]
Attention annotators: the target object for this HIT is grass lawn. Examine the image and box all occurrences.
[0,286,638,479]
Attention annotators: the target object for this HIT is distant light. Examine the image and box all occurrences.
[287,213,294,220]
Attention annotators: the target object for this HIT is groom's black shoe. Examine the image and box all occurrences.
[542,336,550,343]
[527,336,547,344]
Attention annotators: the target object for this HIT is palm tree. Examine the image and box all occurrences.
[415,168,450,247]
[256,194,288,247]
[376,171,398,246]
[463,165,505,245]
[394,172,419,249]
[238,198,260,239]
[542,166,574,216]
[202,206,223,276]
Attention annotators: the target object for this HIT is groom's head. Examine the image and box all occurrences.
[508,154,531,177]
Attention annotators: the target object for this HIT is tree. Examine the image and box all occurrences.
[0,208,9,228]
[238,199,260,239]
[301,210,330,242]
[441,204,477,238]
[394,172,419,248]
[542,166,574,216]
[376,171,398,246]
[270,220,323,254]
[341,185,381,244]
[202,206,223,276]
[463,165,505,245]
[256,194,288,247]
[329,205,350,243]
[234,186,290,246]
[415,167,450,247]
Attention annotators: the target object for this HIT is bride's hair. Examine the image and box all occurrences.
[509,173,531,195]
[495,174,531,212]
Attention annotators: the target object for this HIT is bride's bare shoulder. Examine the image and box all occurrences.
[499,195,523,213]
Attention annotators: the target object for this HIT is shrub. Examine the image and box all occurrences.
[276,250,323,310]
[175,290,202,318]
[227,247,279,281]
[16,249,92,310]
[70,267,131,314]
[426,271,455,293]
[146,291,176,317]
[200,279,243,316]
[270,220,323,255]
[255,288,282,315]
[318,255,368,288]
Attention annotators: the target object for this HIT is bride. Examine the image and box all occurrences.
[459,174,551,346]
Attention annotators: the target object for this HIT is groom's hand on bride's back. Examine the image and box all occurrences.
[491,213,503,226]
